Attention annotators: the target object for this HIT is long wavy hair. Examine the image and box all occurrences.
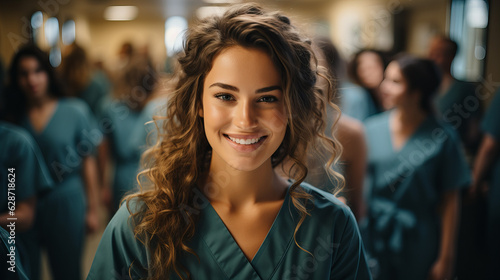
[125,3,343,279]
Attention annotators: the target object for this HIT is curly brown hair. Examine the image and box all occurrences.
[125,3,343,279]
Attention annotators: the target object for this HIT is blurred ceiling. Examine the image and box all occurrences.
[1,0,334,21]
[0,0,448,22]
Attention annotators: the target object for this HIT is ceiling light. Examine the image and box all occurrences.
[202,0,242,4]
[196,6,229,19]
[104,6,138,21]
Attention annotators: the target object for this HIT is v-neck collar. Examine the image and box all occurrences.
[196,185,299,280]
[25,100,60,136]
[386,111,431,154]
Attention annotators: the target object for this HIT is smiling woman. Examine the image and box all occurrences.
[87,3,372,280]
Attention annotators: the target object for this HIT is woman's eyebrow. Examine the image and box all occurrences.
[208,83,282,93]
[209,82,239,92]
[256,85,282,93]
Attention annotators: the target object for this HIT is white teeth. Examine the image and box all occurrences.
[228,136,262,145]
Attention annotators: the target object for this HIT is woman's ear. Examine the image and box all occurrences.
[198,107,204,118]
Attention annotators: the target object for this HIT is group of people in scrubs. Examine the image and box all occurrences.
[0,34,164,279]
[0,2,499,280]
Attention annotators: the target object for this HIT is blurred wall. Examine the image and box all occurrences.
[484,0,500,101]
[406,1,449,56]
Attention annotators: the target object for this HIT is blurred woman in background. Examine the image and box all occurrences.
[60,43,111,116]
[472,87,500,279]
[347,49,388,121]
[362,54,470,280]
[3,44,101,280]
[98,54,163,212]
[305,36,367,221]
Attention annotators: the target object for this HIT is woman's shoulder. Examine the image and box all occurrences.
[299,182,355,223]
[87,198,149,280]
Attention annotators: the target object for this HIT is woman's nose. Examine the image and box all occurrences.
[234,101,258,129]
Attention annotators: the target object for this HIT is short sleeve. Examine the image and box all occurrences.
[437,129,472,191]
[330,207,372,280]
[13,130,54,199]
[0,123,53,203]
[87,201,148,280]
[481,90,500,141]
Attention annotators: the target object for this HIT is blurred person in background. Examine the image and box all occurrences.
[429,35,488,279]
[60,43,111,116]
[471,87,500,279]
[0,120,54,279]
[304,36,367,221]
[98,54,163,212]
[3,44,101,280]
[428,35,482,157]
[362,54,470,280]
[347,49,388,121]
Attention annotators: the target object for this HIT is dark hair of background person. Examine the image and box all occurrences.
[394,53,442,114]
[314,36,347,83]
[2,44,67,124]
[60,43,91,96]
[313,36,346,105]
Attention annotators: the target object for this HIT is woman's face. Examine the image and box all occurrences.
[380,61,411,110]
[356,51,384,90]
[17,56,49,100]
[201,46,287,172]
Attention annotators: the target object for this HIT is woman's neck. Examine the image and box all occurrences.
[393,105,428,127]
[202,157,287,209]
[28,94,55,109]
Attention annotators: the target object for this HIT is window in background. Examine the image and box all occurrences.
[62,20,76,45]
[450,0,488,81]
[44,17,61,67]
[165,16,187,57]
[31,11,44,45]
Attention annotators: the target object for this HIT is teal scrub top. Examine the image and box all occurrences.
[434,80,479,148]
[0,121,53,211]
[363,111,471,280]
[87,183,372,279]
[80,71,111,117]
[21,98,101,186]
[340,81,380,122]
[100,100,161,208]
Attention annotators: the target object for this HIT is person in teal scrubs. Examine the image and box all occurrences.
[88,4,371,279]
[471,87,500,279]
[301,37,367,221]
[0,121,54,278]
[428,35,482,156]
[60,43,111,116]
[4,45,101,280]
[99,56,162,211]
[363,54,471,280]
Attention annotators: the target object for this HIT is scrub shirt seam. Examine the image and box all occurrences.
[267,234,295,280]
[201,236,231,280]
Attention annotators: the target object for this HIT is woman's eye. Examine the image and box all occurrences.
[258,96,278,103]
[215,94,235,101]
